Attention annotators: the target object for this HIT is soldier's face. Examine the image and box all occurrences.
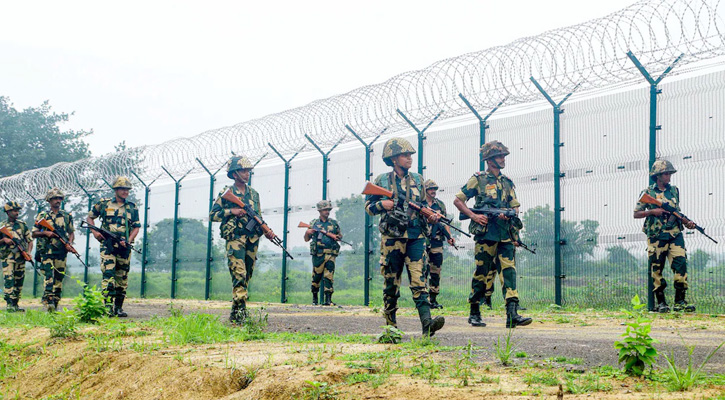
[6,209,19,219]
[394,153,413,170]
[115,188,130,200]
[426,188,437,198]
[319,209,330,219]
[48,197,63,208]
[234,169,251,183]
[487,156,506,169]
[657,172,672,185]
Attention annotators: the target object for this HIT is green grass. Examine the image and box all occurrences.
[266,332,372,344]
[547,356,583,365]
[149,313,264,345]
[523,370,561,386]
[565,372,613,394]
[0,309,56,328]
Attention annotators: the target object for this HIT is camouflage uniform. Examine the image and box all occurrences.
[635,160,694,312]
[209,156,261,323]
[33,195,74,308]
[308,200,341,305]
[423,179,449,308]
[1,202,31,311]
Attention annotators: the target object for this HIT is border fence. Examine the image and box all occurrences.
[2,0,725,313]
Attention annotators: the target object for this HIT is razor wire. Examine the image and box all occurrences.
[1,0,725,200]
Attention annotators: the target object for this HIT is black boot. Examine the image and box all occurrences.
[229,303,240,324]
[506,301,532,328]
[5,300,13,312]
[483,295,492,310]
[430,293,443,309]
[468,303,486,327]
[114,296,128,318]
[383,307,398,327]
[229,302,247,325]
[312,292,318,306]
[13,299,25,312]
[47,300,57,313]
[655,291,670,313]
[419,304,445,337]
[673,289,695,312]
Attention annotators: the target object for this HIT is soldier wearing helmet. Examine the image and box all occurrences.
[422,179,455,309]
[211,155,273,325]
[634,160,697,313]
[303,200,343,306]
[86,176,141,317]
[1,201,32,312]
[32,188,75,312]
[453,140,532,328]
[364,137,445,337]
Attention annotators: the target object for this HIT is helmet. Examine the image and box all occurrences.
[382,138,416,167]
[45,188,65,202]
[3,201,22,212]
[227,156,254,179]
[316,200,333,211]
[480,140,510,161]
[112,176,133,189]
[424,179,439,190]
[650,160,677,178]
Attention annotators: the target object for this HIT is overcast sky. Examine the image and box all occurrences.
[1,0,636,156]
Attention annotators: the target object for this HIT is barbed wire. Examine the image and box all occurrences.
[1,0,724,201]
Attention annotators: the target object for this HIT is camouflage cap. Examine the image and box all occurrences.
[480,140,510,161]
[382,138,416,167]
[227,156,254,179]
[45,187,65,202]
[650,160,677,178]
[112,176,133,189]
[316,200,333,211]
[3,201,22,212]
[424,179,439,190]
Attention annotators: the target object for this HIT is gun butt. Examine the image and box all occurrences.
[361,182,393,198]
[298,222,310,228]
[38,219,55,231]
[638,193,660,205]
[221,190,246,208]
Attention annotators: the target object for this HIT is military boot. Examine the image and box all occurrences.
[483,295,493,310]
[312,292,318,306]
[419,304,445,337]
[323,292,334,306]
[429,293,443,309]
[47,301,57,313]
[468,303,486,327]
[505,301,532,328]
[655,291,670,313]
[383,307,398,327]
[6,300,16,312]
[673,290,695,312]
[229,303,240,324]
[114,296,128,318]
[15,300,25,312]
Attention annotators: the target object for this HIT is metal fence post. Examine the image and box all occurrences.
[196,159,225,300]
[458,94,508,171]
[396,110,443,176]
[76,182,95,285]
[130,171,159,298]
[25,191,43,298]
[626,51,684,311]
[161,167,193,299]
[530,77,580,307]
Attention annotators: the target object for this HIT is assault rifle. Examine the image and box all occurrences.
[362,182,471,238]
[0,226,32,262]
[513,239,536,254]
[639,193,718,244]
[298,222,352,246]
[430,222,459,250]
[459,206,517,221]
[81,221,142,255]
[221,190,294,260]
[35,219,88,268]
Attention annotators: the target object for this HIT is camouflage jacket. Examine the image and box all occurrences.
[0,219,32,262]
[365,171,427,240]
[33,210,74,258]
[210,185,261,241]
[88,198,141,239]
[425,197,449,248]
[308,218,341,256]
[456,171,520,242]
[635,183,682,239]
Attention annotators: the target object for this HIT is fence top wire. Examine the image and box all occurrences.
[1,0,724,201]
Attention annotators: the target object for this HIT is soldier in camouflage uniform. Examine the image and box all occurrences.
[1,202,33,312]
[304,200,342,306]
[423,179,455,309]
[453,141,532,328]
[365,137,445,337]
[634,160,697,313]
[32,188,75,312]
[86,176,140,317]
[210,156,275,325]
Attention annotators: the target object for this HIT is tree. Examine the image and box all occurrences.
[690,249,711,270]
[334,194,380,252]
[0,96,92,177]
[606,245,638,268]
[520,204,599,262]
[145,218,224,272]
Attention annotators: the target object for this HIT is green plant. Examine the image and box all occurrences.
[376,325,403,344]
[662,337,724,391]
[493,328,516,366]
[73,285,106,323]
[167,302,184,317]
[565,372,612,394]
[243,307,269,335]
[515,351,527,358]
[299,380,337,400]
[523,370,560,386]
[49,309,78,339]
[613,294,658,376]
[451,341,476,387]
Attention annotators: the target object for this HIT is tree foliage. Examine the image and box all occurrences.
[145,218,224,272]
[520,204,599,262]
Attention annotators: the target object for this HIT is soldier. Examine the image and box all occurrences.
[210,156,275,325]
[453,140,531,328]
[86,176,140,317]
[634,160,697,313]
[304,200,342,306]
[32,188,75,312]
[1,201,32,312]
[365,137,445,337]
[422,179,455,309]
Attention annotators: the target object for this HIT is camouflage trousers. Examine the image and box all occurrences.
[100,245,131,302]
[226,235,260,306]
[2,259,25,303]
[470,240,518,305]
[379,236,429,312]
[311,254,336,294]
[40,256,67,304]
[648,233,688,294]
[424,246,443,294]
[484,261,499,298]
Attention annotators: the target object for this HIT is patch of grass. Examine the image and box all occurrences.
[450,341,476,387]
[401,335,439,349]
[151,313,264,345]
[493,328,516,366]
[515,351,528,358]
[0,309,56,328]
[565,372,613,394]
[49,309,79,339]
[338,351,399,362]
[662,337,724,391]
[547,356,582,365]
[478,374,500,384]
[376,325,403,344]
[409,358,442,383]
[553,316,571,324]
[266,332,371,344]
[297,380,337,400]
[523,370,561,386]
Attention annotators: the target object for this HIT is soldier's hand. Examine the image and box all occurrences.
[684,220,696,229]
[649,208,667,217]
[1,237,13,245]
[427,213,441,224]
[498,213,509,221]
[65,244,73,252]
[119,240,128,248]
[92,232,104,242]
[471,214,488,226]
[44,231,56,238]
[305,229,315,236]
[264,230,276,240]
[231,208,245,217]
[448,238,455,246]
[381,200,394,211]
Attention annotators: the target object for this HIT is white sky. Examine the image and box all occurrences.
[1,0,636,156]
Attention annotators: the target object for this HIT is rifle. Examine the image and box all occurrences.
[459,206,517,221]
[81,221,142,255]
[362,182,471,238]
[513,239,536,254]
[431,222,459,250]
[0,226,32,262]
[298,222,352,246]
[639,193,718,244]
[221,190,294,260]
[35,219,88,268]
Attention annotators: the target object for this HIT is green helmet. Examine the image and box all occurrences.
[45,188,65,202]
[480,140,510,161]
[3,201,22,212]
[650,160,677,178]
[316,200,333,211]
[227,156,254,179]
[424,179,439,190]
[382,138,416,167]
[112,176,133,189]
